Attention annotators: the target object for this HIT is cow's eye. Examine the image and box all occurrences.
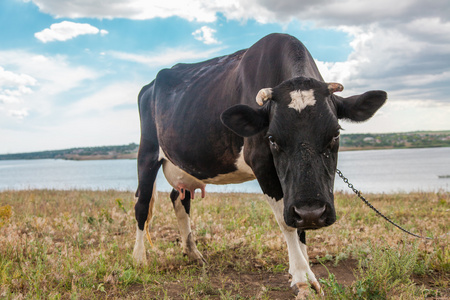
[324,132,340,156]
[268,135,275,145]
[332,133,340,143]
[267,135,279,150]
[329,133,340,148]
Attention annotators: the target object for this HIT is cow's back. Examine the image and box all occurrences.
[140,33,322,179]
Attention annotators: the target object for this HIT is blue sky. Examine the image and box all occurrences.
[1,0,449,154]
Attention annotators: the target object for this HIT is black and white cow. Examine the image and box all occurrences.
[133,33,386,297]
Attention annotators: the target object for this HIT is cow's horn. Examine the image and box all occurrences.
[328,83,344,93]
[256,88,273,106]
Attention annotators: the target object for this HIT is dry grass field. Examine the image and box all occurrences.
[0,189,448,299]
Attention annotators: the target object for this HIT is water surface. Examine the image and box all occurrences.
[0,147,448,194]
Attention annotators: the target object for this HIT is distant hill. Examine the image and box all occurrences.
[0,131,449,160]
[339,130,450,151]
[0,143,139,161]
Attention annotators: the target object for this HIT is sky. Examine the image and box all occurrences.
[1,0,449,154]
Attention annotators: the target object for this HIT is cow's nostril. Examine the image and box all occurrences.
[293,205,327,228]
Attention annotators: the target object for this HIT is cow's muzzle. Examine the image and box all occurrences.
[288,204,335,229]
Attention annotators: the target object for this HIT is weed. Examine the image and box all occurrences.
[271,263,287,273]
[316,253,333,264]
[191,267,218,297]
[352,240,420,298]
[316,241,421,300]
[119,268,141,287]
[334,251,349,266]
[99,207,113,223]
[319,272,347,298]
[0,204,12,228]
[116,198,127,213]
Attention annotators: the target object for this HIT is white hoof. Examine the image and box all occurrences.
[184,233,206,264]
[292,280,323,299]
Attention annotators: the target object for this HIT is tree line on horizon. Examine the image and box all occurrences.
[340,131,450,149]
[0,131,449,160]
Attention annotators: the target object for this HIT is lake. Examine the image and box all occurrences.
[0,147,448,194]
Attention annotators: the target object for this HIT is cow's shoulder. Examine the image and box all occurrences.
[246,33,308,56]
[155,49,247,89]
[171,48,246,71]
[258,32,300,44]
[154,68,184,92]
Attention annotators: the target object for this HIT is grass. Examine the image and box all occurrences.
[0,189,448,299]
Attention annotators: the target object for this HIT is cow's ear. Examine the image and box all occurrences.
[221,105,269,137]
[334,90,387,122]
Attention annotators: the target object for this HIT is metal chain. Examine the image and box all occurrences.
[336,169,432,240]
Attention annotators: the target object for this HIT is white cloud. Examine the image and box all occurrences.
[0,50,100,122]
[0,66,37,104]
[192,26,220,45]
[0,66,37,88]
[315,22,450,104]
[27,1,450,90]
[29,0,228,22]
[8,109,29,119]
[340,100,450,134]
[0,49,144,153]
[69,81,140,116]
[402,17,450,43]
[27,0,450,26]
[35,21,108,43]
[110,47,224,68]
[248,0,450,27]
[0,87,33,104]
[0,51,99,95]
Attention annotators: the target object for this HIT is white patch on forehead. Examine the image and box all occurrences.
[288,89,316,113]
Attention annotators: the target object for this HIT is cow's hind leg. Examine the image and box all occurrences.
[133,181,157,264]
[133,140,162,264]
[265,196,322,298]
[170,189,206,264]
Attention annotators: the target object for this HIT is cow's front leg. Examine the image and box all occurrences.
[170,189,206,264]
[266,196,322,298]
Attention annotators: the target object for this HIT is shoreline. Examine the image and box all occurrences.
[61,145,449,161]
[0,145,449,161]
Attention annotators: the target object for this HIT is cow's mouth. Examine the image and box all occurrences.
[299,226,321,230]
[287,204,336,229]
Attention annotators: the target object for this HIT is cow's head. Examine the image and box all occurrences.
[221,77,386,229]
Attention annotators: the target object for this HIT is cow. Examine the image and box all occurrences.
[133,33,386,298]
